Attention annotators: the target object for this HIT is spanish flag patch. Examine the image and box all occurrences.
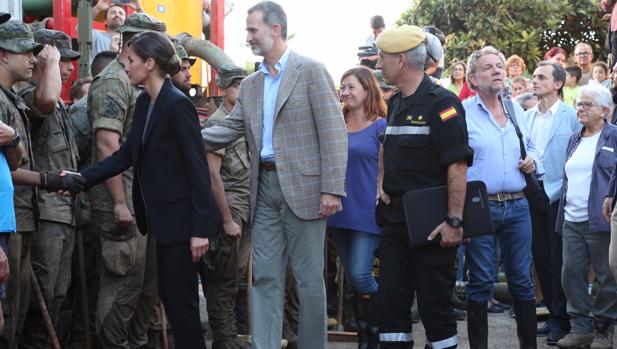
[439,106,457,122]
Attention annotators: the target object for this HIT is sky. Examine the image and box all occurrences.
[222,0,413,84]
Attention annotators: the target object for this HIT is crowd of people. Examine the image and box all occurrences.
[3,1,617,349]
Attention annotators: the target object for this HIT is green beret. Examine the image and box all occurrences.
[375,25,426,54]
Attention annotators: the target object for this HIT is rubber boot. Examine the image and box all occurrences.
[352,294,370,349]
[365,293,380,349]
[513,299,537,349]
[466,300,488,349]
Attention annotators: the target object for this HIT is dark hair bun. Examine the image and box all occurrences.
[166,54,181,75]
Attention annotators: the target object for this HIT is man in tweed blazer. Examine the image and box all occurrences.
[201,2,347,348]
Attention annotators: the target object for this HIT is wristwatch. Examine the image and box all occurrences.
[6,129,20,148]
[445,216,463,229]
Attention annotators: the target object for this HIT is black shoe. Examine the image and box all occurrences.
[537,321,551,337]
[546,326,568,346]
[351,294,370,349]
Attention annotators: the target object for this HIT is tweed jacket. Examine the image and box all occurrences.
[202,50,348,221]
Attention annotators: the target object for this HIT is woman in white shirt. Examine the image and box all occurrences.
[556,84,617,348]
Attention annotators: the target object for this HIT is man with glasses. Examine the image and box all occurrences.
[574,43,594,86]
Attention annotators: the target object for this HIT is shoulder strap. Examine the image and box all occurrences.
[503,99,527,159]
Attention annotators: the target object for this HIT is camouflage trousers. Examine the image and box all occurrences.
[0,231,33,349]
[199,219,250,349]
[94,213,158,349]
[20,221,75,349]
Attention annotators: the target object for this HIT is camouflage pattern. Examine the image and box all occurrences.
[68,96,92,170]
[19,81,79,225]
[0,85,35,346]
[116,13,166,34]
[204,106,250,223]
[33,29,80,60]
[174,44,196,66]
[0,20,42,54]
[88,58,139,215]
[215,65,247,89]
[0,85,36,232]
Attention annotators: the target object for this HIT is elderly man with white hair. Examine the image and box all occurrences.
[556,84,617,349]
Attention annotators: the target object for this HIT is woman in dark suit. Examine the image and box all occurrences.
[79,31,219,349]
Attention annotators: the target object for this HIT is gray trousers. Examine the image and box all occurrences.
[562,220,617,334]
[251,170,327,349]
[609,206,617,283]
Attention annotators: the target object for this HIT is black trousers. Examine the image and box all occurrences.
[157,241,206,349]
[377,222,458,348]
[530,201,569,328]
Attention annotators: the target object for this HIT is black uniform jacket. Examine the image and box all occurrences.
[81,79,220,244]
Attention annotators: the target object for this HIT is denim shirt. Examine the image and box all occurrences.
[556,122,617,233]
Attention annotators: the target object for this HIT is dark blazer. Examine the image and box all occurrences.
[81,79,219,244]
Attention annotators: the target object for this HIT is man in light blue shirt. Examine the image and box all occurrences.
[525,61,580,344]
[462,45,538,349]
[259,47,290,162]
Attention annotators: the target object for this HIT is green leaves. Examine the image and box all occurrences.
[401,0,607,71]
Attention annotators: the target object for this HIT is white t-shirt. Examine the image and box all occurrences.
[564,131,601,222]
[91,30,112,61]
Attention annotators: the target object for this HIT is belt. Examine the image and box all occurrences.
[488,192,525,202]
[259,162,276,171]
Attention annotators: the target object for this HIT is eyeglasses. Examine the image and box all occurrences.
[575,52,591,57]
[575,101,599,110]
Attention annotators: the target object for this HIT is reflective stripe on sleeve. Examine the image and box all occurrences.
[385,126,431,135]
[379,332,413,342]
[430,335,458,349]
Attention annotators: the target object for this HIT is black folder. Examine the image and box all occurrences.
[402,180,494,247]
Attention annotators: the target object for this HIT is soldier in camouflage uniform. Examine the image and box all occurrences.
[17,29,81,349]
[0,21,41,349]
[87,13,164,348]
[200,64,251,349]
[0,20,83,349]
[170,44,195,94]
[66,54,115,343]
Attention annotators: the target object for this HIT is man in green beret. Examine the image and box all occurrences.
[374,24,473,349]
[87,12,166,348]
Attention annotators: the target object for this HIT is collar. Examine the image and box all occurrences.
[531,99,560,118]
[0,83,28,111]
[399,75,432,105]
[258,47,291,77]
[473,93,505,114]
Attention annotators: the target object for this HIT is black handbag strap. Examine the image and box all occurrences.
[502,99,527,160]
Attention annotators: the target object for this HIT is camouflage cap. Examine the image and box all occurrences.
[0,20,44,55]
[216,64,247,89]
[116,13,166,34]
[373,70,394,90]
[34,29,80,60]
[0,12,10,25]
[174,44,196,66]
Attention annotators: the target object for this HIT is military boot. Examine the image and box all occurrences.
[467,300,488,349]
[513,299,538,349]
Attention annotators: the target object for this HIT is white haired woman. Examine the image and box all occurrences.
[556,84,617,349]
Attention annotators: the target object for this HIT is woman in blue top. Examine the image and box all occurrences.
[328,66,386,349]
[0,119,22,332]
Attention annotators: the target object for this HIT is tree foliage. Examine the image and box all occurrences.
[398,0,607,71]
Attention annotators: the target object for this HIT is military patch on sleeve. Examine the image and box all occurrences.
[439,106,457,122]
